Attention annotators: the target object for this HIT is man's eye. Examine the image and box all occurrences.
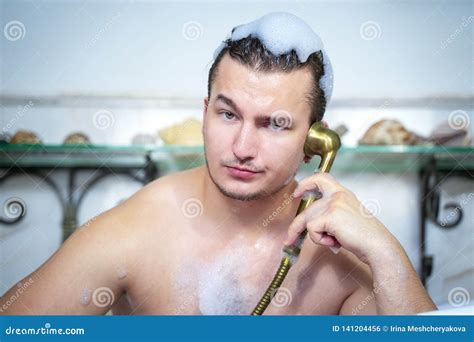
[222,111,236,120]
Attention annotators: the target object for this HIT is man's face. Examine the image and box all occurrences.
[203,54,314,201]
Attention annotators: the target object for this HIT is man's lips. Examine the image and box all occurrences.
[225,166,263,179]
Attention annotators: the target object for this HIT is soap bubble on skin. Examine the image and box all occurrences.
[80,288,92,306]
[116,267,128,280]
[197,236,272,315]
[213,12,334,103]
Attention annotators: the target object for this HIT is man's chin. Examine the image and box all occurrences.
[215,183,268,201]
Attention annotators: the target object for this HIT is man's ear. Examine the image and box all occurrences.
[203,97,209,117]
[202,97,209,136]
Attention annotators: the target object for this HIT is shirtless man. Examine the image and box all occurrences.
[0,14,436,316]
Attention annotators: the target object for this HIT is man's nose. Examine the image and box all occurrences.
[232,123,258,161]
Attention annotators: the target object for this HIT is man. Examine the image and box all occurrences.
[0,14,436,315]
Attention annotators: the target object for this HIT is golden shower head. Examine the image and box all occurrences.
[304,121,341,173]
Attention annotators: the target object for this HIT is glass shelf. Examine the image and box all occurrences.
[0,144,472,173]
[0,144,155,168]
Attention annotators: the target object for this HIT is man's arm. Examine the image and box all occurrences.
[339,243,436,315]
[367,241,437,315]
[0,191,144,315]
[287,173,437,315]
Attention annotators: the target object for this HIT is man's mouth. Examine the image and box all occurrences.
[224,165,263,180]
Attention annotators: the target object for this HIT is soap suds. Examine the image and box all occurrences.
[80,288,92,306]
[116,267,128,280]
[174,235,277,315]
[213,12,334,103]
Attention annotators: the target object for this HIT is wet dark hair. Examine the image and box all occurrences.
[207,36,327,125]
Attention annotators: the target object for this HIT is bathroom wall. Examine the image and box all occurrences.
[1,0,472,308]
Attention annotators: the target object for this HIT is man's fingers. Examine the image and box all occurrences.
[285,197,329,246]
[293,173,343,198]
[307,219,341,247]
[284,211,307,246]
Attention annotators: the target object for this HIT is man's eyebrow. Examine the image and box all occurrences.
[215,94,297,126]
[215,94,243,114]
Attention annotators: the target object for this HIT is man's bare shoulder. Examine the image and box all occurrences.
[118,167,203,219]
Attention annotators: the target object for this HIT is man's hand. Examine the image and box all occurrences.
[284,172,401,265]
[284,172,437,314]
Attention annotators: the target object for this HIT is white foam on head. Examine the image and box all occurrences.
[213,12,334,103]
